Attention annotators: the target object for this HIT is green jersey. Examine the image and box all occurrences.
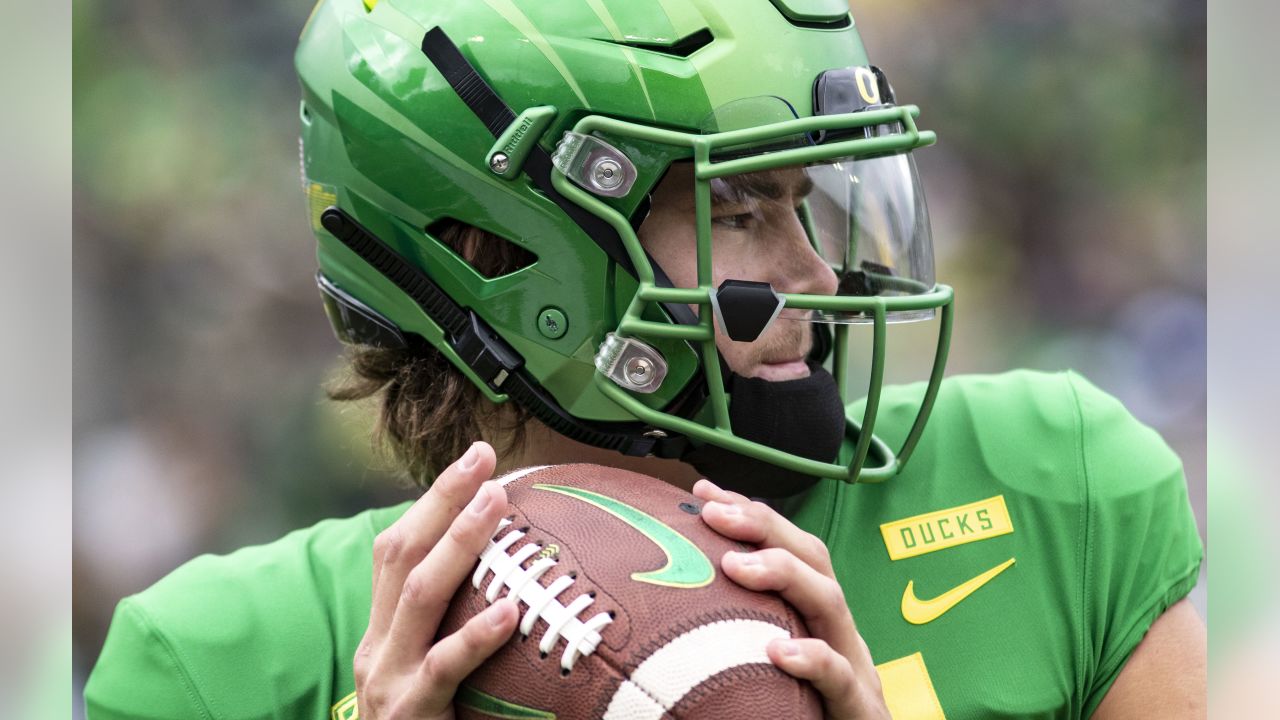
[85,371,1201,719]
[782,370,1202,718]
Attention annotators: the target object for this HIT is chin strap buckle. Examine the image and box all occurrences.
[453,311,523,391]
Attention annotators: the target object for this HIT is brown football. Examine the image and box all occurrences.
[437,463,823,720]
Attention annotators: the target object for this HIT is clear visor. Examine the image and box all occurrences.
[705,154,936,325]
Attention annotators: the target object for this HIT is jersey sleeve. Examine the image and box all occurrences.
[84,597,211,720]
[83,504,406,720]
[1069,372,1203,717]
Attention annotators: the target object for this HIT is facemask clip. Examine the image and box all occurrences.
[551,132,638,198]
[595,333,667,393]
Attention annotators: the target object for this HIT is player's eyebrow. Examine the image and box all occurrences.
[763,174,814,200]
[713,171,814,204]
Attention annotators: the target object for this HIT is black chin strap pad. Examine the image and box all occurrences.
[683,361,845,498]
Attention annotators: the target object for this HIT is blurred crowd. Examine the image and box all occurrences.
[72,0,1206,714]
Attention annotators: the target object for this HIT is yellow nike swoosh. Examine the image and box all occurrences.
[901,557,1016,625]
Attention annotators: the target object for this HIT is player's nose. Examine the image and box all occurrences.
[771,212,838,298]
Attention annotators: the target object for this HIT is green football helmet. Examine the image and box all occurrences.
[296,0,953,494]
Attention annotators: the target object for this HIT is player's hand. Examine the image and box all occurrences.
[354,441,520,720]
[693,479,891,720]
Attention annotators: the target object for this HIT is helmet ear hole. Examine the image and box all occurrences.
[425,218,538,280]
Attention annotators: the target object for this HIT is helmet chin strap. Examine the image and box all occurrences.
[681,359,846,499]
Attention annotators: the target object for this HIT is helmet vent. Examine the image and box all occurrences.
[784,14,851,30]
[765,0,852,30]
[601,28,713,58]
[426,218,538,280]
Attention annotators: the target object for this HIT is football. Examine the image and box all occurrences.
[437,463,823,720]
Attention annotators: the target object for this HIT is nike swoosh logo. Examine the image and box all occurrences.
[533,484,715,588]
[901,557,1016,625]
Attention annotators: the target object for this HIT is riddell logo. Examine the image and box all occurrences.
[879,496,1014,561]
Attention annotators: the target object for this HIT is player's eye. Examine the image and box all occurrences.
[712,212,757,231]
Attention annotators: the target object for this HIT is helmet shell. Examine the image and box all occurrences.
[296,0,869,422]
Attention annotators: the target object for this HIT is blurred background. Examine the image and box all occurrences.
[71,0,1207,714]
[6,0,69,717]
[1205,0,1278,715]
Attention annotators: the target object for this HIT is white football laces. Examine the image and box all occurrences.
[473,518,615,671]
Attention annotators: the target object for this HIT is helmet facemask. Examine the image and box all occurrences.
[554,83,954,492]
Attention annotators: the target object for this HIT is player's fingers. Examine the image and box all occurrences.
[414,599,519,713]
[383,480,508,666]
[767,638,883,720]
[692,478,752,505]
[373,441,497,588]
[367,441,496,645]
[699,496,835,577]
[722,548,861,661]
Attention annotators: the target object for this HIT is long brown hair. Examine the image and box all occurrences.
[326,221,535,487]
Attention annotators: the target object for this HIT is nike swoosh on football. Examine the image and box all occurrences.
[532,484,715,588]
[901,557,1016,625]
[456,685,556,719]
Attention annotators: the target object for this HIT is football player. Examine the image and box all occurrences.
[86,0,1205,718]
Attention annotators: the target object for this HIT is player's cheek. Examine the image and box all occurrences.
[715,340,752,377]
